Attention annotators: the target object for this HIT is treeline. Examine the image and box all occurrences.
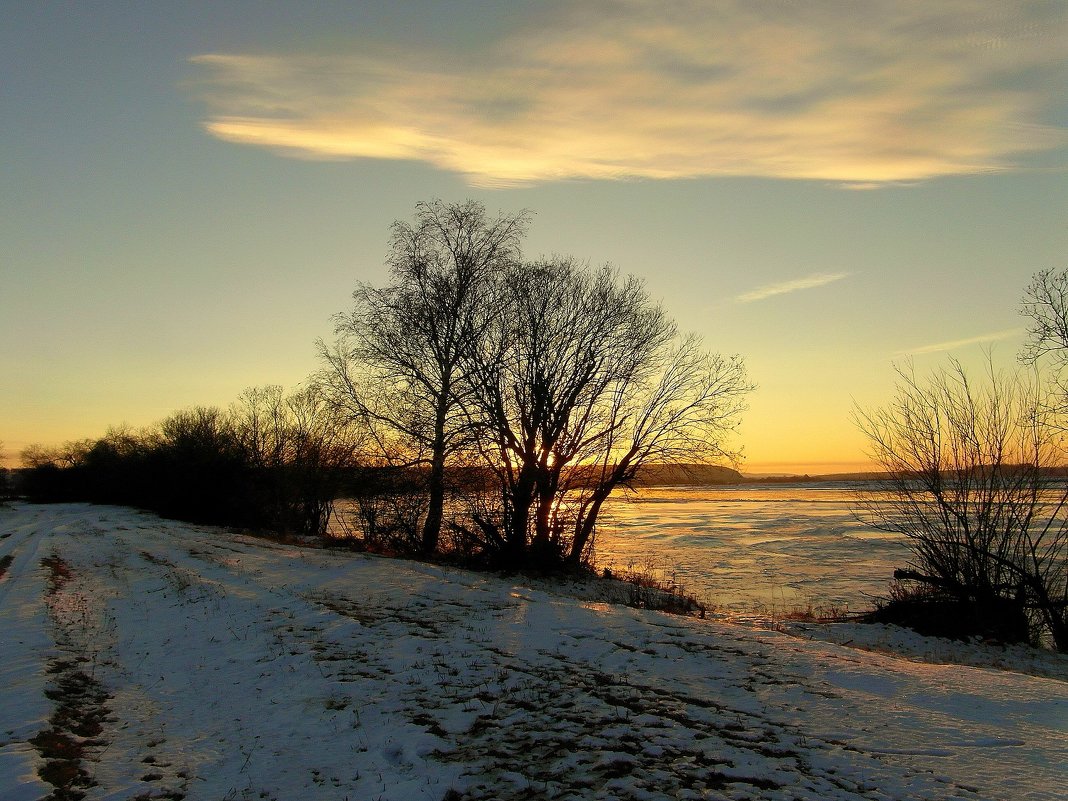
[19,386,359,536]
[17,200,751,571]
[0,442,12,501]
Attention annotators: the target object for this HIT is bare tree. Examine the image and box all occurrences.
[319,202,747,567]
[230,385,363,536]
[1022,267,1068,422]
[564,333,750,566]
[463,259,750,568]
[20,440,95,469]
[319,200,529,554]
[20,443,57,469]
[854,358,1068,649]
[1021,267,1068,366]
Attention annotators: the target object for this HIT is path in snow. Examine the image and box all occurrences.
[0,503,1065,800]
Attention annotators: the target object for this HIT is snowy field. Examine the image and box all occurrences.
[1,504,1066,801]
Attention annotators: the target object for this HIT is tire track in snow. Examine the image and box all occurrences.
[31,549,113,800]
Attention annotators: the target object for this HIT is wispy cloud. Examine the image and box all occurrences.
[895,327,1024,357]
[734,272,849,304]
[189,0,1068,187]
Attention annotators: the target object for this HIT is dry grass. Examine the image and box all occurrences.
[599,565,708,617]
[40,554,74,596]
[775,603,854,623]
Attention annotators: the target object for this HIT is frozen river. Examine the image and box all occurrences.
[334,483,910,616]
[593,484,909,615]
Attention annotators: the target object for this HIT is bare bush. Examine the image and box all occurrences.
[855,358,1068,649]
[19,388,358,537]
[230,385,363,536]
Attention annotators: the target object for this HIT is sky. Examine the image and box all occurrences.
[2,0,1067,473]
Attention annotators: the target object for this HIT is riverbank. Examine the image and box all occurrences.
[1,503,1065,800]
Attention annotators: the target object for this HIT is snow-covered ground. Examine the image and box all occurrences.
[1,503,1065,801]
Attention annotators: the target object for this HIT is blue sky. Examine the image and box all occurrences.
[3,1,1066,471]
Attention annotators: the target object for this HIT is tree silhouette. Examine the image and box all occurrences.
[319,200,529,554]
[464,259,750,568]
[855,358,1068,649]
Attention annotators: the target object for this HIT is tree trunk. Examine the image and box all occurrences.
[1049,615,1068,653]
[421,390,450,555]
[421,450,445,555]
[567,460,633,566]
[504,469,536,567]
[532,468,559,549]
[567,487,611,567]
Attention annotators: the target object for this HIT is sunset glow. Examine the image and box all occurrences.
[191,3,1066,186]
[2,1,1066,473]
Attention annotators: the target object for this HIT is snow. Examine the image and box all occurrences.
[780,620,1068,684]
[1,503,1066,801]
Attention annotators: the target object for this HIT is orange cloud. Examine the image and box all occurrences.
[190,1,1067,186]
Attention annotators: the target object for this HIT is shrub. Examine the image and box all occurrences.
[19,388,360,537]
[864,578,1032,645]
[855,358,1068,651]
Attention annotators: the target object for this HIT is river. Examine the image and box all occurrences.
[333,483,911,616]
[591,483,908,615]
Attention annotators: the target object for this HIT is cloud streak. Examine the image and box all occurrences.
[896,327,1024,356]
[189,0,1068,186]
[735,272,850,303]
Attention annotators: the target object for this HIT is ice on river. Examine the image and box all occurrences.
[1,502,1065,800]
[595,485,911,614]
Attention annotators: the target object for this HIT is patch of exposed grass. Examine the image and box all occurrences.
[33,552,114,800]
[41,554,74,595]
[600,565,707,617]
[776,603,853,623]
[32,662,111,800]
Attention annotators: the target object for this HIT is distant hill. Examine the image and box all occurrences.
[631,463,744,486]
[740,465,1068,485]
[741,471,889,484]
